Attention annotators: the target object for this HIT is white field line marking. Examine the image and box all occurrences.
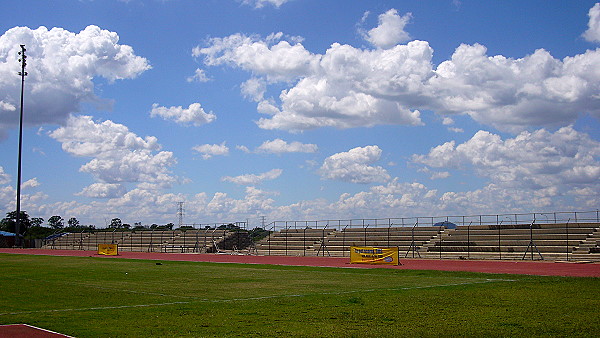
[5,274,511,301]
[0,278,514,316]
[0,301,194,316]
[6,276,197,299]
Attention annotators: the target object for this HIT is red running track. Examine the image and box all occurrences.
[0,324,73,338]
[1,248,599,277]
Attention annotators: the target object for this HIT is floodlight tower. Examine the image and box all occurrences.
[15,44,28,246]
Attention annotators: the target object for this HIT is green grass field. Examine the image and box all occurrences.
[0,253,598,337]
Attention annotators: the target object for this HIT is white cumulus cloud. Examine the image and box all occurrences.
[197,7,600,133]
[186,68,211,83]
[240,0,290,9]
[362,9,412,49]
[241,77,267,102]
[0,25,150,139]
[22,178,40,189]
[0,101,16,112]
[320,146,390,184]
[429,44,600,131]
[255,40,429,131]
[49,115,177,196]
[150,103,216,126]
[192,142,229,160]
[583,3,600,43]
[413,126,600,191]
[77,183,127,199]
[194,32,319,82]
[255,139,318,154]
[0,166,10,185]
[222,168,283,185]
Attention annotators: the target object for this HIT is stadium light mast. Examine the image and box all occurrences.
[15,44,28,247]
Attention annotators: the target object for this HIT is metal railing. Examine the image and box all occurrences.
[263,210,600,232]
[42,223,245,253]
[41,211,600,261]
[255,210,600,261]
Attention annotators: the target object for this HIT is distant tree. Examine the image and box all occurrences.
[31,217,44,227]
[249,227,270,242]
[110,218,122,228]
[24,226,54,240]
[0,211,32,234]
[65,224,95,232]
[68,217,80,228]
[165,223,174,230]
[122,223,131,229]
[218,223,240,231]
[48,216,64,229]
[150,223,159,229]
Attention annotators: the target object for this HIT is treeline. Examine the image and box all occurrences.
[0,210,182,240]
[0,210,269,241]
[0,211,95,240]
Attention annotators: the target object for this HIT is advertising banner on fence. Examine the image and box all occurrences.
[97,244,118,256]
[350,246,401,265]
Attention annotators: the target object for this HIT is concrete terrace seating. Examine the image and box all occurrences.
[322,226,444,257]
[255,228,336,256]
[422,222,600,260]
[43,231,131,250]
[255,226,444,257]
[160,230,232,253]
[45,232,90,250]
[74,231,132,251]
[571,225,600,260]
[117,231,176,252]
[42,229,233,253]
[40,220,600,261]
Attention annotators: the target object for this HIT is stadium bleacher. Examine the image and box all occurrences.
[255,228,336,256]
[421,222,600,260]
[43,229,233,253]
[255,221,600,261]
[41,216,600,261]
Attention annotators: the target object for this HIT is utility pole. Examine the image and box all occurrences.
[15,44,27,247]
[177,202,185,227]
[260,215,266,228]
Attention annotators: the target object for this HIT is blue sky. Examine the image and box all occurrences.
[1,0,599,227]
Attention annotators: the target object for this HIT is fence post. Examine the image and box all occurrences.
[497,215,501,260]
[363,219,367,247]
[285,221,288,256]
[566,218,570,262]
[387,218,391,248]
[303,227,306,257]
[467,222,470,259]
[268,225,271,256]
[342,224,347,258]
[439,223,442,260]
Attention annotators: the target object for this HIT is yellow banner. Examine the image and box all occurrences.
[350,246,401,265]
[98,244,118,256]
